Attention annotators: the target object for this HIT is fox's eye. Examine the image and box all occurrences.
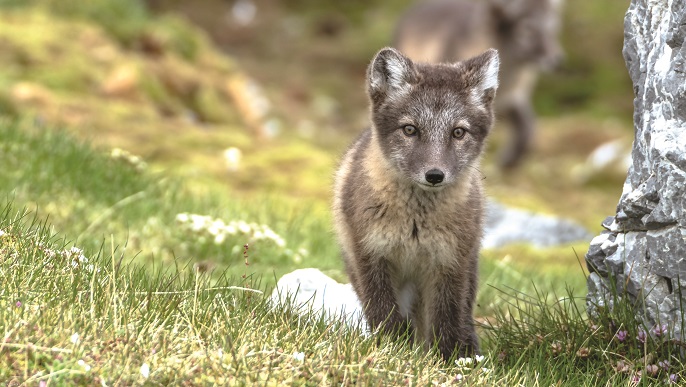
[452,127,467,139]
[402,125,418,137]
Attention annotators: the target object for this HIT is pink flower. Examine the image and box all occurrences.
[652,324,668,337]
[637,329,647,343]
[615,330,628,342]
[658,360,670,370]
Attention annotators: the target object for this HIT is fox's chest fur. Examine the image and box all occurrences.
[362,150,480,271]
[334,132,483,279]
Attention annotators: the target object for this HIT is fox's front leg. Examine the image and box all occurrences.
[356,256,410,337]
[428,269,479,360]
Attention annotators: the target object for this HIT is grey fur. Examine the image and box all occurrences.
[393,0,564,168]
[333,48,499,360]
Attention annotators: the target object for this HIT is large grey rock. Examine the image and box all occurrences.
[483,201,592,249]
[586,0,686,340]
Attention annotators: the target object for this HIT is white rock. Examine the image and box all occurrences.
[269,269,367,332]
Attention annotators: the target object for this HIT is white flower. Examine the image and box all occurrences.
[214,233,226,244]
[293,351,305,362]
[455,374,463,381]
[77,359,91,371]
[69,247,88,263]
[70,333,80,345]
[0,229,5,237]
[475,355,485,363]
[189,214,209,231]
[207,220,225,236]
[140,363,150,378]
[481,367,492,374]
[237,221,250,234]
[176,213,189,223]
[456,357,473,366]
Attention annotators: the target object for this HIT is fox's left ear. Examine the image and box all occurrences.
[462,49,500,103]
[367,47,419,105]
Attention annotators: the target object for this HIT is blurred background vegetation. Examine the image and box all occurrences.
[0,0,634,289]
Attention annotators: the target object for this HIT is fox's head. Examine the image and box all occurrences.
[367,47,499,191]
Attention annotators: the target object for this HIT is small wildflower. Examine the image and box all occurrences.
[615,330,628,342]
[0,229,5,237]
[456,357,473,367]
[590,324,599,331]
[658,360,670,370]
[475,354,485,363]
[481,367,492,374]
[645,364,659,377]
[637,328,647,343]
[454,374,463,382]
[140,363,150,378]
[630,373,641,385]
[77,359,91,372]
[111,147,147,171]
[652,324,668,337]
[293,351,305,362]
[15,301,21,308]
[70,333,80,345]
[615,360,630,373]
[576,347,590,358]
[668,374,679,384]
[39,380,47,387]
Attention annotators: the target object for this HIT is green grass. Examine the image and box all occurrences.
[0,120,342,284]
[1,117,684,385]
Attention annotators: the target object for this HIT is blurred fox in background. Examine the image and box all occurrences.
[394,0,564,169]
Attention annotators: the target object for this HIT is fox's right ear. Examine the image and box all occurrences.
[462,49,500,103]
[367,47,419,104]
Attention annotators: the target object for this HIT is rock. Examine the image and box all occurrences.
[586,0,686,340]
[482,201,592,249]
[11,82,52,106]
[223,147,242,172]
[269,268,367,331]
[226,73,273,139]
[572,139,632,184]
[101,65,139,98]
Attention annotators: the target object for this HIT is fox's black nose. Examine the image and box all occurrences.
[425,169,444,185]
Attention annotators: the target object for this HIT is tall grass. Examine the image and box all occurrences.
[2,121,683,384]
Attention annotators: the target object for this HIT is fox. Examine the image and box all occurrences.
[333,47,499,360]
[393,0,564,169]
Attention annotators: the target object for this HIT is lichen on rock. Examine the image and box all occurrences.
[586,0,686,340]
